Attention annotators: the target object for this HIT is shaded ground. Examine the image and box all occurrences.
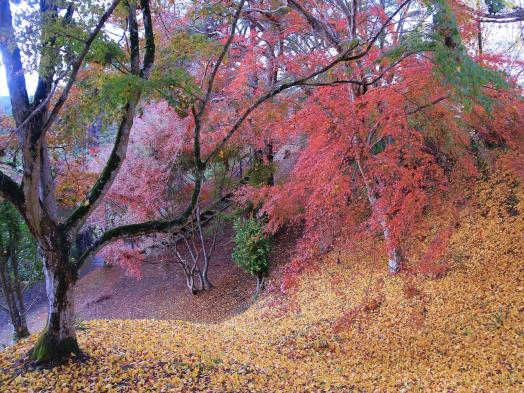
[0,222,299,347]
[75,225,255,323]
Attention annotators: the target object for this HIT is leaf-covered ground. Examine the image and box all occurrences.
[1,174,523,392]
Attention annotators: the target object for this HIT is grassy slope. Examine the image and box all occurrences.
[0,173,522,392]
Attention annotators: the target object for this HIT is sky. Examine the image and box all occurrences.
[0,66,38,97]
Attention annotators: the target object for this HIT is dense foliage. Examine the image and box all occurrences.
[232,217,270,294]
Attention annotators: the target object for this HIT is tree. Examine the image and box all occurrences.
[0,0,156,362]
[234,0,523,277]
[232,217,270,297]
[0,201,40,341]
[85,0,418,277]
[168,207,222,293]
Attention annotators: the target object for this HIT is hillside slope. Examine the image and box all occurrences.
[0,173,522,392]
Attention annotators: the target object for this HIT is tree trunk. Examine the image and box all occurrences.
[264,141,274,186]
[0,253,29,341]
[31,245,79,363]
[13,315,29,341]
[13,290,29,340]
[375,222,403,273]
[254,274,265,299]
[386,245,402,273]
[201,269,213,291]
[359,166,403,274]
[0,258,29,340]
[11,252,29,340]
[200,250,213,291]
[183,266,197,295]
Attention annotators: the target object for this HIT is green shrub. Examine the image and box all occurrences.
[232,218,270,280]
[0,202,41,283]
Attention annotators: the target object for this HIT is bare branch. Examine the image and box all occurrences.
[288,0,342,50]
[204,0,413,165]
[406,95,449,115]
[0,169,25,212]
[197,0,246,118]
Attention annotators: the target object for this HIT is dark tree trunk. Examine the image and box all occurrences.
[13,315,29,341]
[31,239,79,363]
[0,254,30,340]
[11,251,29,340]
[264,141,274,186]
[477,20,482,56]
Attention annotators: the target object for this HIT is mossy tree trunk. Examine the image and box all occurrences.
[31,240,79,363]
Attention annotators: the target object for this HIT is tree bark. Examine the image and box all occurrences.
[0,254,29,340]
[254,274,265,298]
[11,251,29,340]
[383,226,402,273]
[201,268,213,291]
[356,156,403,273]
[31,242,79,362]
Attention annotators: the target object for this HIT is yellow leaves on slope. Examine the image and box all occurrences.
[0,173,523,391]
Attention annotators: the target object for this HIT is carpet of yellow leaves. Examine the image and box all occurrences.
[1,173,523,392]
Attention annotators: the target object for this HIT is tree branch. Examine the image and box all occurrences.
[74,181,207,269]
[288,0,342,51]
[0,169,25,211]
[64,0,156,234]
[32,1,74,111]
[140,0,155,79]
[480,8,524,23]
[0,0,30,126]
[203,0,412,165]
[300,52,415,88]
[406,95,449,115]
[195,0,246,122]
[40,0,122,136]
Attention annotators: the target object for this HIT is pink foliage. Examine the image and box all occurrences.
[91,102,191,277]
